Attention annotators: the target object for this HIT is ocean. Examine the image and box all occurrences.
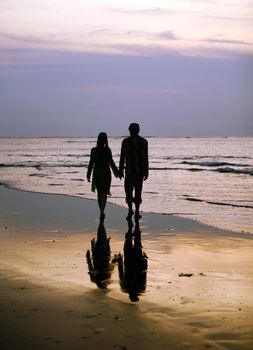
[0,137,252,234]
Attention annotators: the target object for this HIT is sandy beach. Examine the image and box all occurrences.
[0,185,253,350]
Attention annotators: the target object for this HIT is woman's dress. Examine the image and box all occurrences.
[87,147,118,194]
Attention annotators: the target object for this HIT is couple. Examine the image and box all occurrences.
[86,123,149,222]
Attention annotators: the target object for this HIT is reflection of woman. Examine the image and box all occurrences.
[87,132,119,221]
[86,223,117,289]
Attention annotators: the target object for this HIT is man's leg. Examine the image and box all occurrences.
[125,173,134,217]
[134,175,143,219]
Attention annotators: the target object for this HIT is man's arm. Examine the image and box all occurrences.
[143,139,149,180]
[119,139,126,178]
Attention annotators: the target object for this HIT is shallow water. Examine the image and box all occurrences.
[0,137,252,233]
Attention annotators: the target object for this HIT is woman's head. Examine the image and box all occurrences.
[97,132,108,148]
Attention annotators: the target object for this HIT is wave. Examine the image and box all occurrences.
[0,162,87,169]
[66,140,81,143]
[183,166,253,176]
[1,162,252,177]
[149,167,203,171]
[149,167,179,170]
[181,161,250,167]
[150,166,253,176]
[4,154,90,158]
[163,155,253,161]
[66,140,94,143]
[215,167,253,176]
[66,154,90,158]
[49,183,64,186]
[29,173,47,177]
[183,196,253,209]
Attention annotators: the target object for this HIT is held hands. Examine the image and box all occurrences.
[118,170,124,180]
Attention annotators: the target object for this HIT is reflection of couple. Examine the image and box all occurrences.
[86,218,148,302]
[86,123,149,221]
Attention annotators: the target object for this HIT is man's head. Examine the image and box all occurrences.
[129,123,140,136]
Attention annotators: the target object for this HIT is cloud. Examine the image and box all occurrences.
[203,14,253,24]
[205,37,249,46]
[0,32,73,50]
[0,29,179,58]
[108,5,253,26]
[157,31,177,41]
[0,28,252,69]
[86,29,179,44]
[0,43,251,75]
[107,7,174,16]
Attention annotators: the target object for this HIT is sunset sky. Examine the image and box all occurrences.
[1,0,253,136]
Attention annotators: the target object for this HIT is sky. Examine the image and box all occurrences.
[0,0,253,137]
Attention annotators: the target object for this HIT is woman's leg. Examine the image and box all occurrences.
[97,192,107,220]
[100,193,107,216]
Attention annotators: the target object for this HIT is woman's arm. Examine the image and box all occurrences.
[109,149,119,178]
[87,148,95,181]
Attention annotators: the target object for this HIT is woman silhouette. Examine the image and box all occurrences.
[87,132,119,222]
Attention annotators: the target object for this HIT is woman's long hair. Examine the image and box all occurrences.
[97,132,108,148]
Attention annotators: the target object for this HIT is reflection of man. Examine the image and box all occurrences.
[119,123,149,219]
[118,219,148,302]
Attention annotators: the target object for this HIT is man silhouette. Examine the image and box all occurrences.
[119,123,149,219]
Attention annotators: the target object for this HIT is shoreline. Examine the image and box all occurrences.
[1,184,253,349]
[0,183,251,238]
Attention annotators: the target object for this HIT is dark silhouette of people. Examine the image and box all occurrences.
[117,218,148,302]
[119,123,149,219]
[87,132,119,222]
[86,223,117,289]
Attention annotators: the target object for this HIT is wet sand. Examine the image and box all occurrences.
[0,185,253,349]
